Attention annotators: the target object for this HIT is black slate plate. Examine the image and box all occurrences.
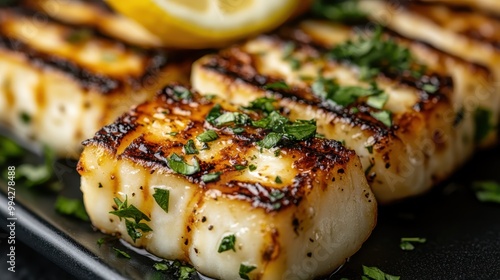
[1,134,500,280]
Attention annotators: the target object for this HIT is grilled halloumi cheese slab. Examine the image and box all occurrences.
[77,84,377,280]
[192,21,496,203]
[0,7,192,157]
[358,0,500,134]
[21,0,163,48]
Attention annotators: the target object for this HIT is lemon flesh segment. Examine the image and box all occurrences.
[105,0,302,48]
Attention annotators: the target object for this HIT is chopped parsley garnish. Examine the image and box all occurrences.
[179,266,196,280]
[16,146,62,190]
[263,81,290,90]
[54,196,89,221]
[311,77,385,108]
[109,196,152,242]
[214,112,250,127]
[201,172,222,183]
[172,86,193,100]
[218,234,236,253]
[234,165,247,171]
[362,265,400,280]
[254,111,317,149]
[365,145,374,154]
[20,111,31,124]
[153,188,170,213]
[96,238,105,247]
[0,135,24,166]
[400,237,427,251]
[183,139,199,154]
[249,164,257,171]
[370,110,392,127]
[258,132,282,149]
[312,0,367,23]
[239,264,257,280]
[328,26,421,80]
[112,247,131,259]
[474,107,493,143]
[167,153,200,175]
[153,262,169,271]
[206,104,222,124]
[197,130,219,142]
[275,176,283,184]
[421,83,438,93]
[153,260,196,280]
[366,92,388,109]
[284,119,317,140]
[472,181,500,204]
[244,97,276,114]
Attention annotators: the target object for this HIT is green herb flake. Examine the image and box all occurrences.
[474,107,493,143]
[239,264,257,280]
[312,0,367,23]
[201,172,222,183]
[249,164,257,171]
[312,77,384,108]
[197,130,219,142]
[362,265,400,280]
[234,165,247,171]
[263,81,290,90]
[206,104,222,125]
[183,139,199,155]
[172,86,192,100]
[231,127,245,134]
[166,131,178,136]
[244,97,276,114]
[55,196,89,221]
[274,149,281,157]
[472,181,500,204]
[96,238,105,247]
[370,110,392,127]
[153,188,170,213]
[179,265,196,280]
[109,196,152,242]
[366,93,388,109]
[365,145,374,154]
[258,132,283,149]
[329,26,420,81]
[275,176,283,184]
[167,153,200,175]
[15,146,61,190]
[20,112,31,124]
[153,262,169,271]
[112,247,131,259]
[218,234,236,253]
[0,135,24,165]
[214,112,250,127]
[422,83,438,93]
[400,237,427,251]
[284,120,317,140]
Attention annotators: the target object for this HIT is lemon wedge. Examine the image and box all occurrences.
[105,0,311,48]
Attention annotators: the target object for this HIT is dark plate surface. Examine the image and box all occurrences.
[1,132,500,280]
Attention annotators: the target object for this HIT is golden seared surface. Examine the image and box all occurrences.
[78,85,376,280]
[0,4,195,157]
[192,20,495,203]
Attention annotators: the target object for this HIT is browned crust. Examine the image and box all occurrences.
[80,85,356,212]
[0,7,198,94]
